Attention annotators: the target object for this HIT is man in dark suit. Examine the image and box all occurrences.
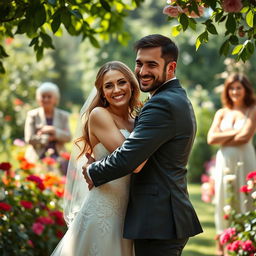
[83,34,203,256]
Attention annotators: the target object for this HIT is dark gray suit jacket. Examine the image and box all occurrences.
[88,79,203,239]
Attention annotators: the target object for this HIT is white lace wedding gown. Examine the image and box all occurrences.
[214,114,256,234]
[51,129,134,256]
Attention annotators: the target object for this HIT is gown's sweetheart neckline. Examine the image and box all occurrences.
[92,129,130,151]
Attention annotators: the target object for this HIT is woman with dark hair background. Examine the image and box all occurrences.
[207,73,256,256]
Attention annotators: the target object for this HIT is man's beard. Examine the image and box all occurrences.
[137,70,166,93]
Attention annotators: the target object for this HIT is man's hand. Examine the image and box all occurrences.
[82,153,95,190]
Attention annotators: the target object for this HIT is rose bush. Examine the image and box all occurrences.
[220,171,256,256]
[0,155,67,256]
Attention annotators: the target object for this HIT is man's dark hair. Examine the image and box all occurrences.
[134,34,179,63]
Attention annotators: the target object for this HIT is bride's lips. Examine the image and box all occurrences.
[112,94,125,100]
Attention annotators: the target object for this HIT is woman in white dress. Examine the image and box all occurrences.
[51,61,145,256]
[207,73,256,256]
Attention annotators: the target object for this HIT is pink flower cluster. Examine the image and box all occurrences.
[227,240,256,253]
[220,227,236,244]
[163,1,204,18]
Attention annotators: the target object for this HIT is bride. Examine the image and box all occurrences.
[51,61,146,256]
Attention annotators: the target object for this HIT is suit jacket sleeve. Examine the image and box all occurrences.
[88,96,175,187]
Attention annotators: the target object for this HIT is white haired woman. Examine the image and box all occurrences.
[24,82,71,174]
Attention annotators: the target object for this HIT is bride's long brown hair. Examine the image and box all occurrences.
[75,61,140,158]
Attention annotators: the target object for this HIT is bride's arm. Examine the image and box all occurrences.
[88,107,147,172]
[207,108,238,145]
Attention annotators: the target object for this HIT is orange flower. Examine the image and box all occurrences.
[20,160,35,170]
[42,157,56,166]
[17,151,26,162]
[13,98,24,106]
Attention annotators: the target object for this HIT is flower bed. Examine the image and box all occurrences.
[0,156,67,256]
[220,171,256,256]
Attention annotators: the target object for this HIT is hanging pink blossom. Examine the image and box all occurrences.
[186,6,204,18]
[163,5,182,17]
[222,0,243,13]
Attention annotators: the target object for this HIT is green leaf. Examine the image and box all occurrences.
[40,32,54,49]
[219,40,230,56]
[100,0,111,12]
[15,20,28,34]
[29,37,39,47]
[188,18,197,31]
[89,35,100,48]
[207,23,218,35]
[0,61,5,73]
[195,32,208,50]
[179,13,189,31]
[34,4,46,29]
[215,11,224,22]
[226,14,236,34]
[171,25,182,37]
[232,44,243,55]
[246,10,254,28]
[229,35,238,45]
[246,41,254,55]
[36,47,44,61]
[0,45,9,58]
[51,15,61,33]
[61,9,71,29]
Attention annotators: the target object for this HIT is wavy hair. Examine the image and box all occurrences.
[76,61,140,157]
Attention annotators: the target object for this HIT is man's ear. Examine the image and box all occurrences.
[166,61,177,77]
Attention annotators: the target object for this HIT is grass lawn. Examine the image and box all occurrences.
[183,183,216,256]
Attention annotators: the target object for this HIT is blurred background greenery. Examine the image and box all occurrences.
[1,1,256,255]
[1,0,255,181]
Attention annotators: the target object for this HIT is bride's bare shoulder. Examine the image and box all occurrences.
[89,107,114,127]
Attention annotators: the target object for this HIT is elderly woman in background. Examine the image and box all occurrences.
[24,82,71,174]
[207,73,256,256]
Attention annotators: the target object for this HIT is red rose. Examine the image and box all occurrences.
[36,216,54,225]
[247,171,256,180]
[240,185,253,194]
[0,162,12,171]
[0,202,12,211]
[20,200,33,209]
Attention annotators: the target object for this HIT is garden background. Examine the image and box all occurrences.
[0,0,256,255]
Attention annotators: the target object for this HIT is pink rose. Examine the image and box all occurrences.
[227,240,242,251]
[222,0,243,13]
[220,228,236,245]
[32,222,45,235]
[241,240,256,252]
[163,5,182,17]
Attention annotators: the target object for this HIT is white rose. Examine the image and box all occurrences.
[223,174,236,183]
[247,180,254,190]
[223,205,232,214]
[223,167,231,174]
[251,191,256,200]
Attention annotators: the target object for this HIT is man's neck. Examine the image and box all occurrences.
[150,77,177,96]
